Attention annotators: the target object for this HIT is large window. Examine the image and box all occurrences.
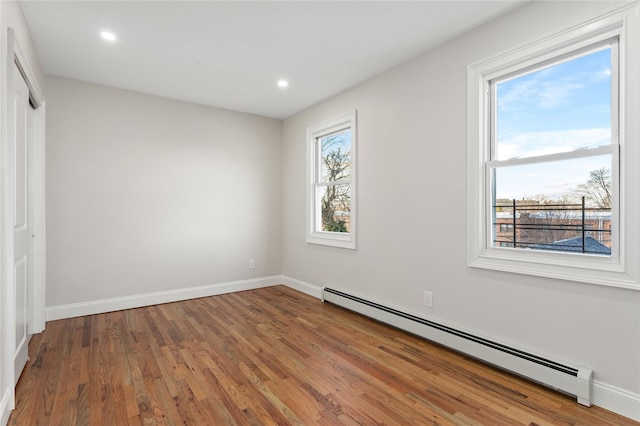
[491,43,617,256]
[306,111,357,249]
[467,4,639,289]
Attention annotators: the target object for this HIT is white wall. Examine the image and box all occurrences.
[282,0,640,418]
[0,1,45,423]
[45,76,282,308]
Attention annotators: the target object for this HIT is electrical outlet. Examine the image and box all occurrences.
[423,291,433,308]
[248,259,255,269]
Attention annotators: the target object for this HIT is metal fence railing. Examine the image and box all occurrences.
[493,197,611,255]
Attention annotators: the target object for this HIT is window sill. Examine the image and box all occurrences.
[469,250,638,290]
[307,232,356,250]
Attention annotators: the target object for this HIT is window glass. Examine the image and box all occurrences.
[493,155,612,206]
[317,185,351,233]
[491,46,615,256]
[320,131,351,182]
[495,47,612,161]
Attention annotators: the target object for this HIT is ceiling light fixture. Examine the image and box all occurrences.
[100,31,117,42]
[277,79,289,88]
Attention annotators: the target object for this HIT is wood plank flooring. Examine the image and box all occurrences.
[8,285,638,425]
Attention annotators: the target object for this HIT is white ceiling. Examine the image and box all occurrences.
[20,1,525,119]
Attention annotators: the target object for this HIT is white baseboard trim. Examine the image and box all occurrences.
[280,275,323,299]
[1,386,13,426]
[46,276,283,321]
[593,380,640,421]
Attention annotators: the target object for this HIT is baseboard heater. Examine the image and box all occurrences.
[322,287,593,406]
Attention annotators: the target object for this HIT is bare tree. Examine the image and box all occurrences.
[320,135,351,232]
[575,167,611,209]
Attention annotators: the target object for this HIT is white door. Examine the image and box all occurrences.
[13,63,33,385]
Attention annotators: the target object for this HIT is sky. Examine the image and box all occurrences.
[494,46,613,201]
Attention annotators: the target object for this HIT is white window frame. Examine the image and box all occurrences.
[306,111,357,249]
[467,4,639,289]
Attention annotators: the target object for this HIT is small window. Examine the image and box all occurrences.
[467,4,640,289]
[499,224,514,232]
[306,111,357,249]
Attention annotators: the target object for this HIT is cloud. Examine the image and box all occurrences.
[588,67,611,83]
[498,75,585,111]
[537,80,584,109]
[497,61,610,112]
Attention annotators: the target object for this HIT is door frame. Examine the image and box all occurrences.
[1,27,46,416]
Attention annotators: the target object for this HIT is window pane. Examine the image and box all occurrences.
[320,130,351,182]
[317,184,350,233]
[494,154,611,204]
[493,155,611,255]
[495,47,612,160]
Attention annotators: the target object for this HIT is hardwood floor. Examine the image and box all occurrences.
[8,285,637,425]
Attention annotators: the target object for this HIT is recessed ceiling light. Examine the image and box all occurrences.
[277,79,289,88]
[100,31,117,42]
